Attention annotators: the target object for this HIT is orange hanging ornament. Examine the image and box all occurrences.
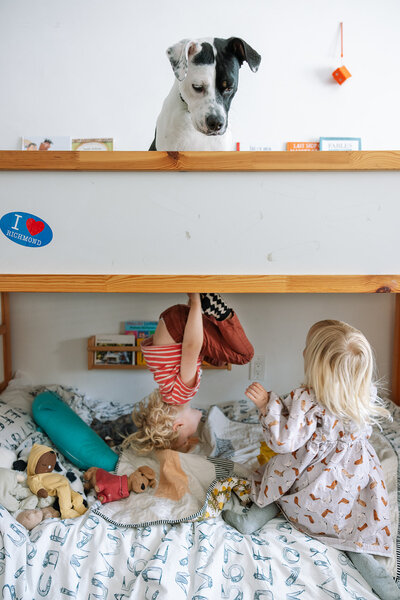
[332,23,352,84]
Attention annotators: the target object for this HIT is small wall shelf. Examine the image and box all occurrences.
[87,336,231,371]
[2,150,400,172]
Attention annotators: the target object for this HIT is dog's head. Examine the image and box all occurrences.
[167,37,261,137]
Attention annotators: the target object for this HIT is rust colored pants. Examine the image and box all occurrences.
[160,304,254,367]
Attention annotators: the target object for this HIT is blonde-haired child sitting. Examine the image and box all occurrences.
[123,293,253,454]
[223,320,398,600]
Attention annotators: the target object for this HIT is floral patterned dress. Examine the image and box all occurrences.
[251,387,392,556]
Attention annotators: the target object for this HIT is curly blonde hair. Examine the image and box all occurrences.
[122,389,180,454]
[303,319,391,428]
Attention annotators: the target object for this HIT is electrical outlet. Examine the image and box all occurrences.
[249,355,265,381]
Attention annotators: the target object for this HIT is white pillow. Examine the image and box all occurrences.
[0,401,36,450]
[0,374,36,415]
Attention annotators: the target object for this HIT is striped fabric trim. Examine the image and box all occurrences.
[207,457,235,480]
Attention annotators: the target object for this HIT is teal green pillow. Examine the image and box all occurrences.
[32,391,118,472]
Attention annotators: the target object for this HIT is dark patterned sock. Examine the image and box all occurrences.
[200,293,232,321]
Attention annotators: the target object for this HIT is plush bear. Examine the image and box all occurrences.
[128,466,157,494]
[27,444,87,520]
[83,466,156,504]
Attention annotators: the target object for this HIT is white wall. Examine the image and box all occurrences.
[1,0,400,150]
[9,292,395,408]
[1,1,400,406]
[1,170,400,274]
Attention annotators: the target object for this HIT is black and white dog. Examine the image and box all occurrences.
[149,37,261,151]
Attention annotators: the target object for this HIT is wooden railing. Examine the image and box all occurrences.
[1,150,400,171]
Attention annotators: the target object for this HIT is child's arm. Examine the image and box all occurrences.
[246,384,317,453]
[179,293,203,388]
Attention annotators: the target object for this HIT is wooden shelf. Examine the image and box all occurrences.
[1,274,400,294]
[87,336,231,371]
[1,151,400,171]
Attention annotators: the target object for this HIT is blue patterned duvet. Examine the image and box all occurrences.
[1,386,398,598]
[1,502,382,599]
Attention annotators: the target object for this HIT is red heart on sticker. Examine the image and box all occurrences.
[26,218,45,236]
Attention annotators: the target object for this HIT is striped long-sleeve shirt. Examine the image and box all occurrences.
[141,339,202,405]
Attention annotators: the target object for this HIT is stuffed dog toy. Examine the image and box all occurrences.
[83,466,156,504]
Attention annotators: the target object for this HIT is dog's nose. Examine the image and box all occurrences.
[206,115,224,132]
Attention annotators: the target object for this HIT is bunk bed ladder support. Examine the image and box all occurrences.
[0,292,12,392]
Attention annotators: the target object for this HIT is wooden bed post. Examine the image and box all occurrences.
[391,294,400,406]
[0,292,12,393]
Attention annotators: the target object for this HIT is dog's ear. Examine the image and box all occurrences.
[227,38,261,73]
[166,39,201,81]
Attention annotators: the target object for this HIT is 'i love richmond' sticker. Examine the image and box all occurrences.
[0,211,53,248]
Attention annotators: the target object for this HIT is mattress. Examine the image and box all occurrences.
[1,382,400,598]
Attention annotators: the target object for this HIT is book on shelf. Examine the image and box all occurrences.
[94,334,136,366]
[286,142,319,151]
[72,138,114,151]
[125,321,158,365]
[125,321,158,332]
[22,136,71,151]
[235,141,272,151]
[319,137,361,151]
[135,333,149,366]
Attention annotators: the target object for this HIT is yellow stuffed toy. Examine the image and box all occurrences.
[27,444,87,520]
[257,441,277,465]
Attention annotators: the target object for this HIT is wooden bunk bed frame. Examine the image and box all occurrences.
[0,150,399,402]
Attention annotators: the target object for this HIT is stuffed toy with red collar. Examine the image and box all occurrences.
[83,466,156,504]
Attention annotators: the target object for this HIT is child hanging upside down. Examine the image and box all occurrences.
[123,293,254,454]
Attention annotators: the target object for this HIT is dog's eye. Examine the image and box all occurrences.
[192,84,204,93]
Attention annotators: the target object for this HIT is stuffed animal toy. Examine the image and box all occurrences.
[0,447,18,469]
[257,441,277,465]
[27,443,87,520]
[0,466,36,513]
[83,466,156,504]
[0,466,60,530]
[16,506,60,530]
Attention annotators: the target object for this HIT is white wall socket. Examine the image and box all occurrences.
[249,354,266,381]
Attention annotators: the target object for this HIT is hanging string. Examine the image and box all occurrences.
[340,22,344,59]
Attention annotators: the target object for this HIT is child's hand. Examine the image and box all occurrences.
[245,382,269,414]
